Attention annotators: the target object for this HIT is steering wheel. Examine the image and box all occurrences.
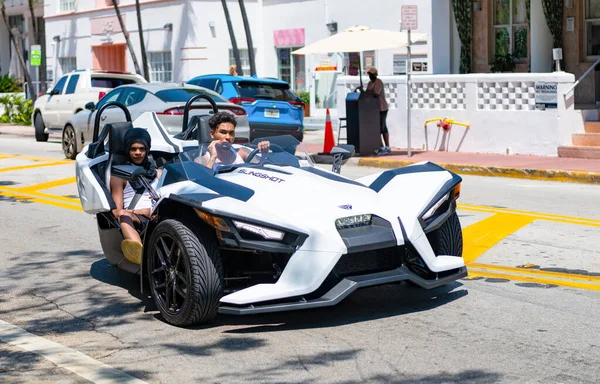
[245,143,284,164]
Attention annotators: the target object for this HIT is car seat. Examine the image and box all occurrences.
[104,122,134,190]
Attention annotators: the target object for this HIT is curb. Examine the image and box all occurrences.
[358,158,600,184]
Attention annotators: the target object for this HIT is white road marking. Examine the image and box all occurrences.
[0,319,147,384]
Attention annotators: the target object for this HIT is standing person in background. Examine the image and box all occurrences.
[229,65,238,76]
[366,67,390,155]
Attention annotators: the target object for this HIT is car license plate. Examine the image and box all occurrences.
[264,109,280,118]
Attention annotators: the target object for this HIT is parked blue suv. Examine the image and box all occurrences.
[186,75,305,142]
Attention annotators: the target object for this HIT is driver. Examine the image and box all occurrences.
[198,112,270,169]
[110,128,162,265]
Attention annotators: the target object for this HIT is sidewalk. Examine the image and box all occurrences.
[301,131,600,184]
[0,123,61,138]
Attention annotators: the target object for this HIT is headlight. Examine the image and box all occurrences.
[335,214,372,229]
[233,220,285,241]
[194,209,230,232]
[422,193,450,220]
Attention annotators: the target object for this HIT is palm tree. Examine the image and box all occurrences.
[28,0,46,95]
[1,1,36,102]
[135,0,149,81]
[238,0,256,76]
[111,0,142,75]
[221,0,243,75]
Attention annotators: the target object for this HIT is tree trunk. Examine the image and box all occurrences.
[238,0,256,76]
[112,0,141,75]
[1,3,36,102]
[135,0,149,81]
[221,0,243,75]
[38,16,47,94]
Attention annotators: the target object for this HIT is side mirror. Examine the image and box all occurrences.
[330,145,355,160]
[330,145,355,174]
[111,164,146,182]
[85,101,95,111]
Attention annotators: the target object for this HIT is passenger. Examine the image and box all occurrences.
[229,64,238,76]
[198,112,269,169]
[110,128,161,264]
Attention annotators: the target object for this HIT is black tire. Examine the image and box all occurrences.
[62,125,77,159]
[426,211,463,257]
[147,219,223,327]
[34,112,49,142]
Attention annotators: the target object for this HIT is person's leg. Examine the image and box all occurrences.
[118,210,142,243]
[118,210,143,264]
[381,110,390,148]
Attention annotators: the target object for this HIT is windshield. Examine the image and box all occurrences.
[173,135,314,178]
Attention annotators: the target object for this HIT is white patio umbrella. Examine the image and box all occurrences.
[292,25,428,88]
[292,25,428,156]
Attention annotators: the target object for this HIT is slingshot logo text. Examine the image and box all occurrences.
[238,169,285,183]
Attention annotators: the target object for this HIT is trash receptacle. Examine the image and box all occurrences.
[345,90,381,155]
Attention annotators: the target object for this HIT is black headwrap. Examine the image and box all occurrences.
[124,128,157,188]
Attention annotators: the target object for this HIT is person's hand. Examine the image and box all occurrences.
[258,141,270,153]
[208,139,226,159]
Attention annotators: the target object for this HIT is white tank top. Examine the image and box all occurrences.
[123,178,159,210]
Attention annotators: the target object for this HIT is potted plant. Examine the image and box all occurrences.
[298,91,310,117]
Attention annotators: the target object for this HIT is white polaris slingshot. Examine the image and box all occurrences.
[75,95,467,327]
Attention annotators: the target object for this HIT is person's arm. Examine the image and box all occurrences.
[110,176,126,219]
[238,141,270,161]
[372,79,383,96]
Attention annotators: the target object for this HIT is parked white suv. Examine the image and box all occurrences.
[32,69,147,142]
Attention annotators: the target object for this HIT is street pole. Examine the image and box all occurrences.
[407,29,412,157]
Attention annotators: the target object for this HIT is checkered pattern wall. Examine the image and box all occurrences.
[343,83,400,109]
[410,82,466,110]
[477,81,537,111]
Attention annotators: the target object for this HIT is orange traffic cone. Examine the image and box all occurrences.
[323,108,335,154]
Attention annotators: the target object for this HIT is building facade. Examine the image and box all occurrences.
[1,0,599,107]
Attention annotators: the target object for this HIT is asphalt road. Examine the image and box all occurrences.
[1,133,600,384]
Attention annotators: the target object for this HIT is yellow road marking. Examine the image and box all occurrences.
[469,263,600,283]
[0,186,79,204]
[0,153,72,163]
[0,161,71,173]
[462,213,537,264]
[18,177,76,192]
[459,203,600,227]
[0,189,82,211]
[467,270,600,291]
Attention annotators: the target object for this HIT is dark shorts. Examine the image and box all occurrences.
[380,110,389,134]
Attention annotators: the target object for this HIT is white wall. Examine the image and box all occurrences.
[431,0,451,74]
[337,72,583,156]
[44,0,262,82]
[531,0,553,73]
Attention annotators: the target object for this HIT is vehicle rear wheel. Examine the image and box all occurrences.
[34,113,49,142]
[147,219,223,327]
[62,125,77,159]
[426,211,463,257]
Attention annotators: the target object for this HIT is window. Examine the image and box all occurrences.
[276,47,305,92]
[236,82,296,102]
[193,78,223,94]
[96,89,122,109]
[228,49,256,76]
[51,75,68,95]
[60,0,76,12]
[120,88,147,106]
[492,0,528,60]
[154,88,225,103]
[149,52,172,82]
[65,74,79,94]
[586,0,600,57]
[91,77,137,88]
[59,57,77,74]
[8,15,24,34]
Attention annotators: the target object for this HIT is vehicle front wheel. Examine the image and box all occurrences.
[147,219,223,327]
[34,113,49,142]
[426,211,463,257]
[62,125,77,159]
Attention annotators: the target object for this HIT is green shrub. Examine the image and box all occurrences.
[0,75,23,93]
[0,94,32,125]
[297,91,310,105]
